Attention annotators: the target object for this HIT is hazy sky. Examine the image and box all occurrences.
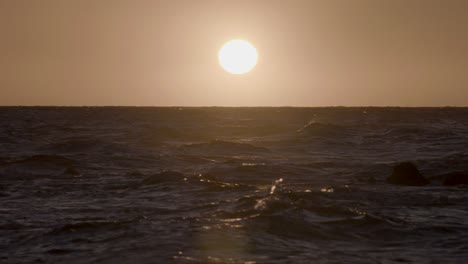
[1,0,467,106]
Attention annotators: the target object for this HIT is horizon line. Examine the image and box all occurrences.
[0,105,467,108]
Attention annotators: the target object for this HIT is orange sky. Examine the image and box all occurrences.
[1,0,467,106]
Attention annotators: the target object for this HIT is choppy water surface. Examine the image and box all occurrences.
[1,107,468,263]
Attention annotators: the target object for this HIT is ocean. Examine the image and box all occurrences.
[1,107,468,263]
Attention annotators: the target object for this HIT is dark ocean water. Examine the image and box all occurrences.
[1,107,468,263]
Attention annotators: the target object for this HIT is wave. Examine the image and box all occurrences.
[137,171,255,193]
[296,121,349,136]
[206,164,286,185]
[11,154,76,167]
[140,170,186,185]
[204,179,409,243]
[0,154,78,179]
[179,140,270,155]
[42,138,104,153]
[49,220,130,235]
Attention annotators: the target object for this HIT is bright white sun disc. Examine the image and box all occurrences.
[218,40,258,74]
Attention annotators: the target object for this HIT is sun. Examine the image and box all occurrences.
[218,39,258,74]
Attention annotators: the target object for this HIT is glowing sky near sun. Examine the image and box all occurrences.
[1,0,467,106]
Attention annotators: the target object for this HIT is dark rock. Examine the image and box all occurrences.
[442,172,468,186]
[386,162,429,186]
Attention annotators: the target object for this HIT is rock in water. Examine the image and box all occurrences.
[386,162,429,186]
